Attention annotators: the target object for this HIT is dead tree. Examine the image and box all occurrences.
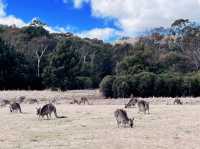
[35,46,47,77]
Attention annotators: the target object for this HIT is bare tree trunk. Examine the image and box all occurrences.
[37,59,40,77]
[35,47,47,77]
[83,56,86,63]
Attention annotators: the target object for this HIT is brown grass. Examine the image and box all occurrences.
[0,104,200,148]
[0,90,200,149]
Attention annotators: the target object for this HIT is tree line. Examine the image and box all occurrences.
[100,19,200,98]
[1,19,200,97]
[0,20,113,90]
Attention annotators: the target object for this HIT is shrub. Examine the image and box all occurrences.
[112,76,131,98]
[134,72,156,97]
[75,77,93,89]
[100,75,115,98]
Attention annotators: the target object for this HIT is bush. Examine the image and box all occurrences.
[112,76,131,98]
[156,73,182,97]
[134,72,156,97]
[99,75,115,98]
[100,72,200,98]
[75,77,93,89]
[190,73,200,97]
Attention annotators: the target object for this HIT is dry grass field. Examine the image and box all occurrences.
[0,90,200,149]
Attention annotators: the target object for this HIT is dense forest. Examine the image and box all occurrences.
[1,19,200,97]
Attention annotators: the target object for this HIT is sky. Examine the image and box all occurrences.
[1,0,200,42]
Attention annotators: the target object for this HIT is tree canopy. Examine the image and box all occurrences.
[0,19,200,97]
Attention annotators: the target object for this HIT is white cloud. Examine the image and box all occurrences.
[63,0,89,8]
[0,0,6,16]
[0,15,26,27]
[91,0,200,34]
[0,0,26,27]
[44,25,76,33]
[69,0,200,36]
[74,0,89,8]
[77,27,120,41]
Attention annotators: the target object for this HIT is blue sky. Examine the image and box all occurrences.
[1,0,200,42]
[0,0,120,42]
[6,0,115,31]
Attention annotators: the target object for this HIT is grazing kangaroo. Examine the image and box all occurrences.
[36,103,66,119]
[28,98,38,104]
[9,102,22,113]
[114,109,134,128]
[125,97,137,108]
[70,97,90,105]
[173,98,183,105]
[0,99,10,107]
[79,97,90,105]
[70,98,80,105]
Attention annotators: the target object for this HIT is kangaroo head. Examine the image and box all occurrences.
[131,98,138,106]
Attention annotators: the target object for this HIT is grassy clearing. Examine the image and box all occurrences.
[0,103,200,149]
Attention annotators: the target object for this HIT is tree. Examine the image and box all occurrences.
[0,38,34,89]
[171,19,189,27]
[134,72,156,97]
[30,18,47,27]
[30,36,53,77]
[42,40,81,90]
[116,56,146,75]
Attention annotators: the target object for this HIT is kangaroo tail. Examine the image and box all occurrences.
[19,106,22,113]
[146,103,150,114]
[9,105,12,112]
[54,108,67,118]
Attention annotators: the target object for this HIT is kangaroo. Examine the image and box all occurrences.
[70,99,80,105]
[16,96,26,104]
[36,103,66,119]
[125,97,137,108]
[173,98,183,105]
[79,97,90,105]
[130,98,150,114]
[138,100,150,114]
[9,102,22,113]
[28,98,38,104]
[0,99,10,107]
[114,109,134,128]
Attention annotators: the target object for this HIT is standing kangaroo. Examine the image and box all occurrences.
[79,97,90,105]
[138,100,150,114]
[130,98,150,114]
[16,96,26,104]
[173,98,183,105]
[114,109,134,128]
[36,103,66,119]
[9,102,22,113]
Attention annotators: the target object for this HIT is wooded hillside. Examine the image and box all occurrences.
[1,19,200,97]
